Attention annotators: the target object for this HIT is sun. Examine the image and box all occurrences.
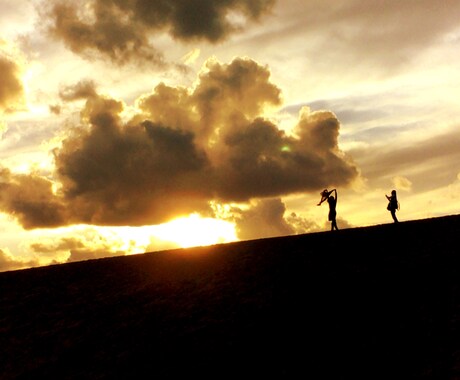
[152,214,238,248]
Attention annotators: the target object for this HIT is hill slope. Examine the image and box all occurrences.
[1,215,460,379]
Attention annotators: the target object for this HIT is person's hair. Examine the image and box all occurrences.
[391,190,396,195]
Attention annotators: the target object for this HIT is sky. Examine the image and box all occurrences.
[1,0,460,271]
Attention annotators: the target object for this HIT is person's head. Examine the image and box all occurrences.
[391,190,396,196]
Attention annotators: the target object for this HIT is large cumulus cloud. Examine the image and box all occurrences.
[54,96,212,226]
[0,57,359,229]
[43,0,275,65]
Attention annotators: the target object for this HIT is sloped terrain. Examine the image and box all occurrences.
[1,215,460,379]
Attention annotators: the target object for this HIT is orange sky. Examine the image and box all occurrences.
[1,0,460,271]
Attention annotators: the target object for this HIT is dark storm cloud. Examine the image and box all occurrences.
[43,0,275,65]
[0,57,358,228]
[0,55,25,112]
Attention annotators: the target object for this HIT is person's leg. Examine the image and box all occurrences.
[391,210,398,223]
[332,219,338,230]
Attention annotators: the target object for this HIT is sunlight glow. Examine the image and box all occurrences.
[19,215,238,265]
[153,214,238,248]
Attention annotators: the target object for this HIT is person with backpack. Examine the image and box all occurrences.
[318,188,339,231]
[385,189,399,223]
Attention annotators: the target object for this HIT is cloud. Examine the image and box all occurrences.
[349,126,460,192]
[286,211,323,235]
[0,57,359,229]
[392,176,412,192]
[0,53,25,112]
[182,48,201,65]
[0,168,67,229]
[228,197,353,239]
[0,248,40,272]
[255,0,460,76]
[54,113,212,226]
[59,79,98,101]
[66,247,124,263]
[42,0,275,65]
[28,235,125,264]
[230,198,324,240]
[29,237,85,255]
[231,198,295,239]
[323,216,353,231]
[0,121,6,138]
[321,0,460,69]
[49,104,61,115]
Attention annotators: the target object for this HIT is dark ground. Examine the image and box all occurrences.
[1,215,460,379]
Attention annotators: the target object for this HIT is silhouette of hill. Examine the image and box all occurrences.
[1,215,459,379]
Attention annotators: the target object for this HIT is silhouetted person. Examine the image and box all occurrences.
[318,188,339,231]
[385,189,399,223]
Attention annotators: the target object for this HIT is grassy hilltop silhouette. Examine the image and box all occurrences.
[1,215,459,379]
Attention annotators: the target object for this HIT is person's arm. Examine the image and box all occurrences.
[318,189,334,205]
[318,189,327,205]
[318,193,329,205]
[333,189,337,201]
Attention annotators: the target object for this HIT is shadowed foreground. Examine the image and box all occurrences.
[1,215,460,379]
